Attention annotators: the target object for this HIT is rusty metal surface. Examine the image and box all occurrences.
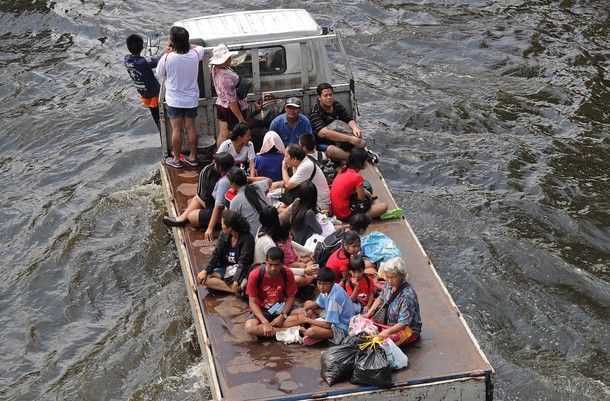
[164,163,491,400]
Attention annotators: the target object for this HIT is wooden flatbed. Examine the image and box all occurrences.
[160,158,494,400]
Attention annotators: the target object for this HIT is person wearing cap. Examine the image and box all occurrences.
[268,97,313,147]
[156,26,204,169]
[210,44,249,149]
[308,83,366,163]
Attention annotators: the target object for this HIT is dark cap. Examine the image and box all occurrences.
[285,97,302,108]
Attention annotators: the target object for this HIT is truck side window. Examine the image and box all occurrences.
[231,46,286,77]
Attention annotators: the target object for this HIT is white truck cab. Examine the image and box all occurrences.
[158,9,357,157]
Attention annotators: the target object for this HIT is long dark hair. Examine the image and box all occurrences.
[292,181,318,228]
[169,26,190,54]
[227,168,265,214]
[258,206,281,242]
[341,148,368,173]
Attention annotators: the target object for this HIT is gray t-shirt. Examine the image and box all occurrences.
[230,180,270,238]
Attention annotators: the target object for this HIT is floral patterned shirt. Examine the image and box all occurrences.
[211,66,248,110]
[379,281,422,335]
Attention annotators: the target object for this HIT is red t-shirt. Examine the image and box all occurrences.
[246,265,298,310]
[330,168,364,220]
[325,247,351,283]
[340,275,374,306]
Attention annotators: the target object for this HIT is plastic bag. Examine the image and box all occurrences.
[275,326,303,345]
[380,339,409,370]
[316,213,335,238]
[320,344,359,386]
[304,234,325,252]
[350,347,392,388]
[361,231,402,264]
[348,315,379,336]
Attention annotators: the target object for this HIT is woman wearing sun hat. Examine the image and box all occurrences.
[210,44,249,148]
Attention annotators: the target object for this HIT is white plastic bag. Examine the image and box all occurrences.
[380,339,408,369]
[304,234,325,252]
[316,213,336,238]
[275,326,303,345]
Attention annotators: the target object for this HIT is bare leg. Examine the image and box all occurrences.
[325,145,349,163]
[366,200,388,219]
[170,117,185,162]
[216,120,230,149]
[245,315,301,337]
[176,195,205,222]
[302,325,333,340]
[294,275,314,288]
[184,117,198,161]
[204,276,236,294]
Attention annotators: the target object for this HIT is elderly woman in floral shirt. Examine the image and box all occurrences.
[363,257,422,345]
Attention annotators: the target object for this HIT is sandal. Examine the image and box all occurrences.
[380,208,404,220]
[366,149,379,164]
[180,154,198,167]
[164,157,183,169]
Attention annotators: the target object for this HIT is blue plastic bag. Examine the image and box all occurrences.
[361,231,402,263]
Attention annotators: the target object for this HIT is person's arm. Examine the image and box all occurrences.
[247,176,272,188]
[198,233,225,283]
[348,280,360,302]
[364,288,375,312]
[377,323,408,341]
[233,234,254,285]
[348,120,362,138]
[282,157,298,190]
[248,159,256,177]
[270,295,296,327]
[363,297,382,319]
[356,184,366,201]
[249,296,274,336]
[298,313,332,329]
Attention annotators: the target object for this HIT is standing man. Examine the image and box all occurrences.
[308,83,366,162]
[269,97,313,147]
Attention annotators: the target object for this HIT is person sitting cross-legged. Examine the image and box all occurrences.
[244,247,301,338]
[293,267,355,346]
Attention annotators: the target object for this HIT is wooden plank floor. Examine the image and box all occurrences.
[164,162,491,400]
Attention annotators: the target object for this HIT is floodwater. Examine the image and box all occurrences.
[0,0,608,400]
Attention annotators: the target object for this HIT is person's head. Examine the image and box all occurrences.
[348,214,371,235]
[169,26,190,54]
[284,97,302,120]
[259,205,280,230]
[347,255,366,281]
[230,122,251,143]
[316,83,334,108]
[380,257,408,288]
[297,180,318,209]
[265,247,285,278]
[227,166,247,188]
[315,267,336,293]
[126,34,144,55]
[209,43,238,67]
[341,231,361,256]
[221,209,250,235]
[214,152,235,174]
[285,143,306,162]
[345,148,368,171]
[298,133,316,153]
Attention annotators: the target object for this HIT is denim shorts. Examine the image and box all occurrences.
[166,105,198,120]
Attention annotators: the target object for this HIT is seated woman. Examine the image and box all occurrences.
[196,210,254,293]
[218,122,257,176]
[275,220,316,287]
[254,206,317,288]
[329,148,388,221]
[289,181,322,246]
[363,257,422,345]
[254,130,285,182]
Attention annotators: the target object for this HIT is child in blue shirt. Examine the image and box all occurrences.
[296,267,355,345]
[124,34,161,134]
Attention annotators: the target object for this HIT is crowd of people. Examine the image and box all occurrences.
[125,29,419,347]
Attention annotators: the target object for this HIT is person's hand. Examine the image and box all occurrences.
[262,321,274,336]
[197,270,208,284]
[270,314,285,327]
[362,310,372,319]
[162,45,172,54]
[363,305,370,313]
[351,277,360,288]
[230,281,238,294]
[204,228,214,242]
[377,329,390,341]
[352,126,363,138]
[303,266,317,276]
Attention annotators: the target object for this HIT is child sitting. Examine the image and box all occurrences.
[339,255,376,314]
[295,267,355,346]
[325,231,361,283]
[275,220,317,288]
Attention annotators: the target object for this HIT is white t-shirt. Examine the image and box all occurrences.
[289,157,331,210]
[156,46,204,108]
[217,139,256,163]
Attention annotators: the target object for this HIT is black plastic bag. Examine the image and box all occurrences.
[320,344,359,386]
[350,347,392,388]
[341,335,369,347]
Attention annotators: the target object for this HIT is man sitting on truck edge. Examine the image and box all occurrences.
[244,247,301,337]
[308,83,366,163]
[268,97,313,147]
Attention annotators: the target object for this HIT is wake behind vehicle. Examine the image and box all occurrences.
[157,9,494,400]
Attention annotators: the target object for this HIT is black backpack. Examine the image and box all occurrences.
[307,152,337,185]
[237,263,288,301]
[313,226,349,266]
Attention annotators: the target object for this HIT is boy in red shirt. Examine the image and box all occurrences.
[245,247,301,337]
[325,231,361,283]
[339,255,375,314]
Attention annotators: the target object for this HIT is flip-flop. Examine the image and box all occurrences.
[303,336,324,346]
[163,216,187,227]
[380,208,404,220]
[366,149,379,164]
[164,157,183,169]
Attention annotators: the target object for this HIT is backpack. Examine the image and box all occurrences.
[307,152,337,185]
[313,226,349,266]
[256,263,287,288]
[197,163,220,208]
[237,263,288,301]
